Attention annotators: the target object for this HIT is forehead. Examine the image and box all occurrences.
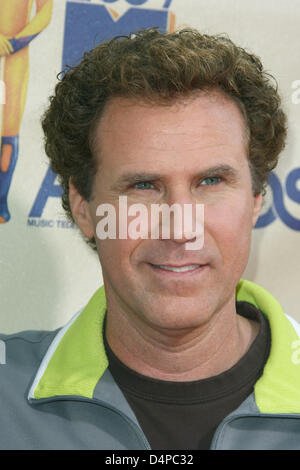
[92,90,248,170]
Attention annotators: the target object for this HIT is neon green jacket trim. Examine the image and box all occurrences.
[30,279,300,416]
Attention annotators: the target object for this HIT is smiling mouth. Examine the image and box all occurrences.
[151,264,200,272]
[149,263,206,273]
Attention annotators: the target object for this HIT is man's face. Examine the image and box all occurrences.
[81,91,262,330]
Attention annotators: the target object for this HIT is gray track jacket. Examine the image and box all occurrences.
[1,280,300,450]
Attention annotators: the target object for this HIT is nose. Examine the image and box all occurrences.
[151,186,204,247]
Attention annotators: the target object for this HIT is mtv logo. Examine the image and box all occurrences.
[62,1,171,68]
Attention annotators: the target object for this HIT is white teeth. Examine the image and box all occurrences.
[153,264,200,272]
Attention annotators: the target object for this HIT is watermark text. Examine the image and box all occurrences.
[291,339,300,365]
[0,340,6,365]
[292,80,300,104]
[95,196,204,250]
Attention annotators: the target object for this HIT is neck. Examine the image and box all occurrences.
[105,301,259,382]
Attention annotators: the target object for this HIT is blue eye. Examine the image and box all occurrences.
[134,181,155,190]
[200,177,221,186]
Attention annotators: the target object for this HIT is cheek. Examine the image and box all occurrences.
[93,199,150,272]
[204,198,254,259]
[96,238,140,276]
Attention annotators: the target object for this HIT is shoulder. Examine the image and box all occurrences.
[0,328,59,369]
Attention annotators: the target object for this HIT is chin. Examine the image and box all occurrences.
[141,299,212,331]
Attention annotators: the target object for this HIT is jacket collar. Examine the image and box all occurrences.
[28,286,108,401]
[28,280,300,414]
[236,281,300,413]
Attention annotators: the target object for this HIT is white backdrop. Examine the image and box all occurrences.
[0,0,299,333]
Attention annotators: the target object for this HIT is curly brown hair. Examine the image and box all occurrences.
[41,27,287,248]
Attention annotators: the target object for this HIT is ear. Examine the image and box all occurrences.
[252,193,263,227]
[69,178,94,239]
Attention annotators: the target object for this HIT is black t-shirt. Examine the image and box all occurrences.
[103,301,271,450]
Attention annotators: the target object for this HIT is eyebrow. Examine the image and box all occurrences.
[110,164,239,191]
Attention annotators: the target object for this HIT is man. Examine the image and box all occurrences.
[1,28,300,450]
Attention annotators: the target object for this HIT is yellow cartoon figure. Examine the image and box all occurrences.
[0,0,53,223]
